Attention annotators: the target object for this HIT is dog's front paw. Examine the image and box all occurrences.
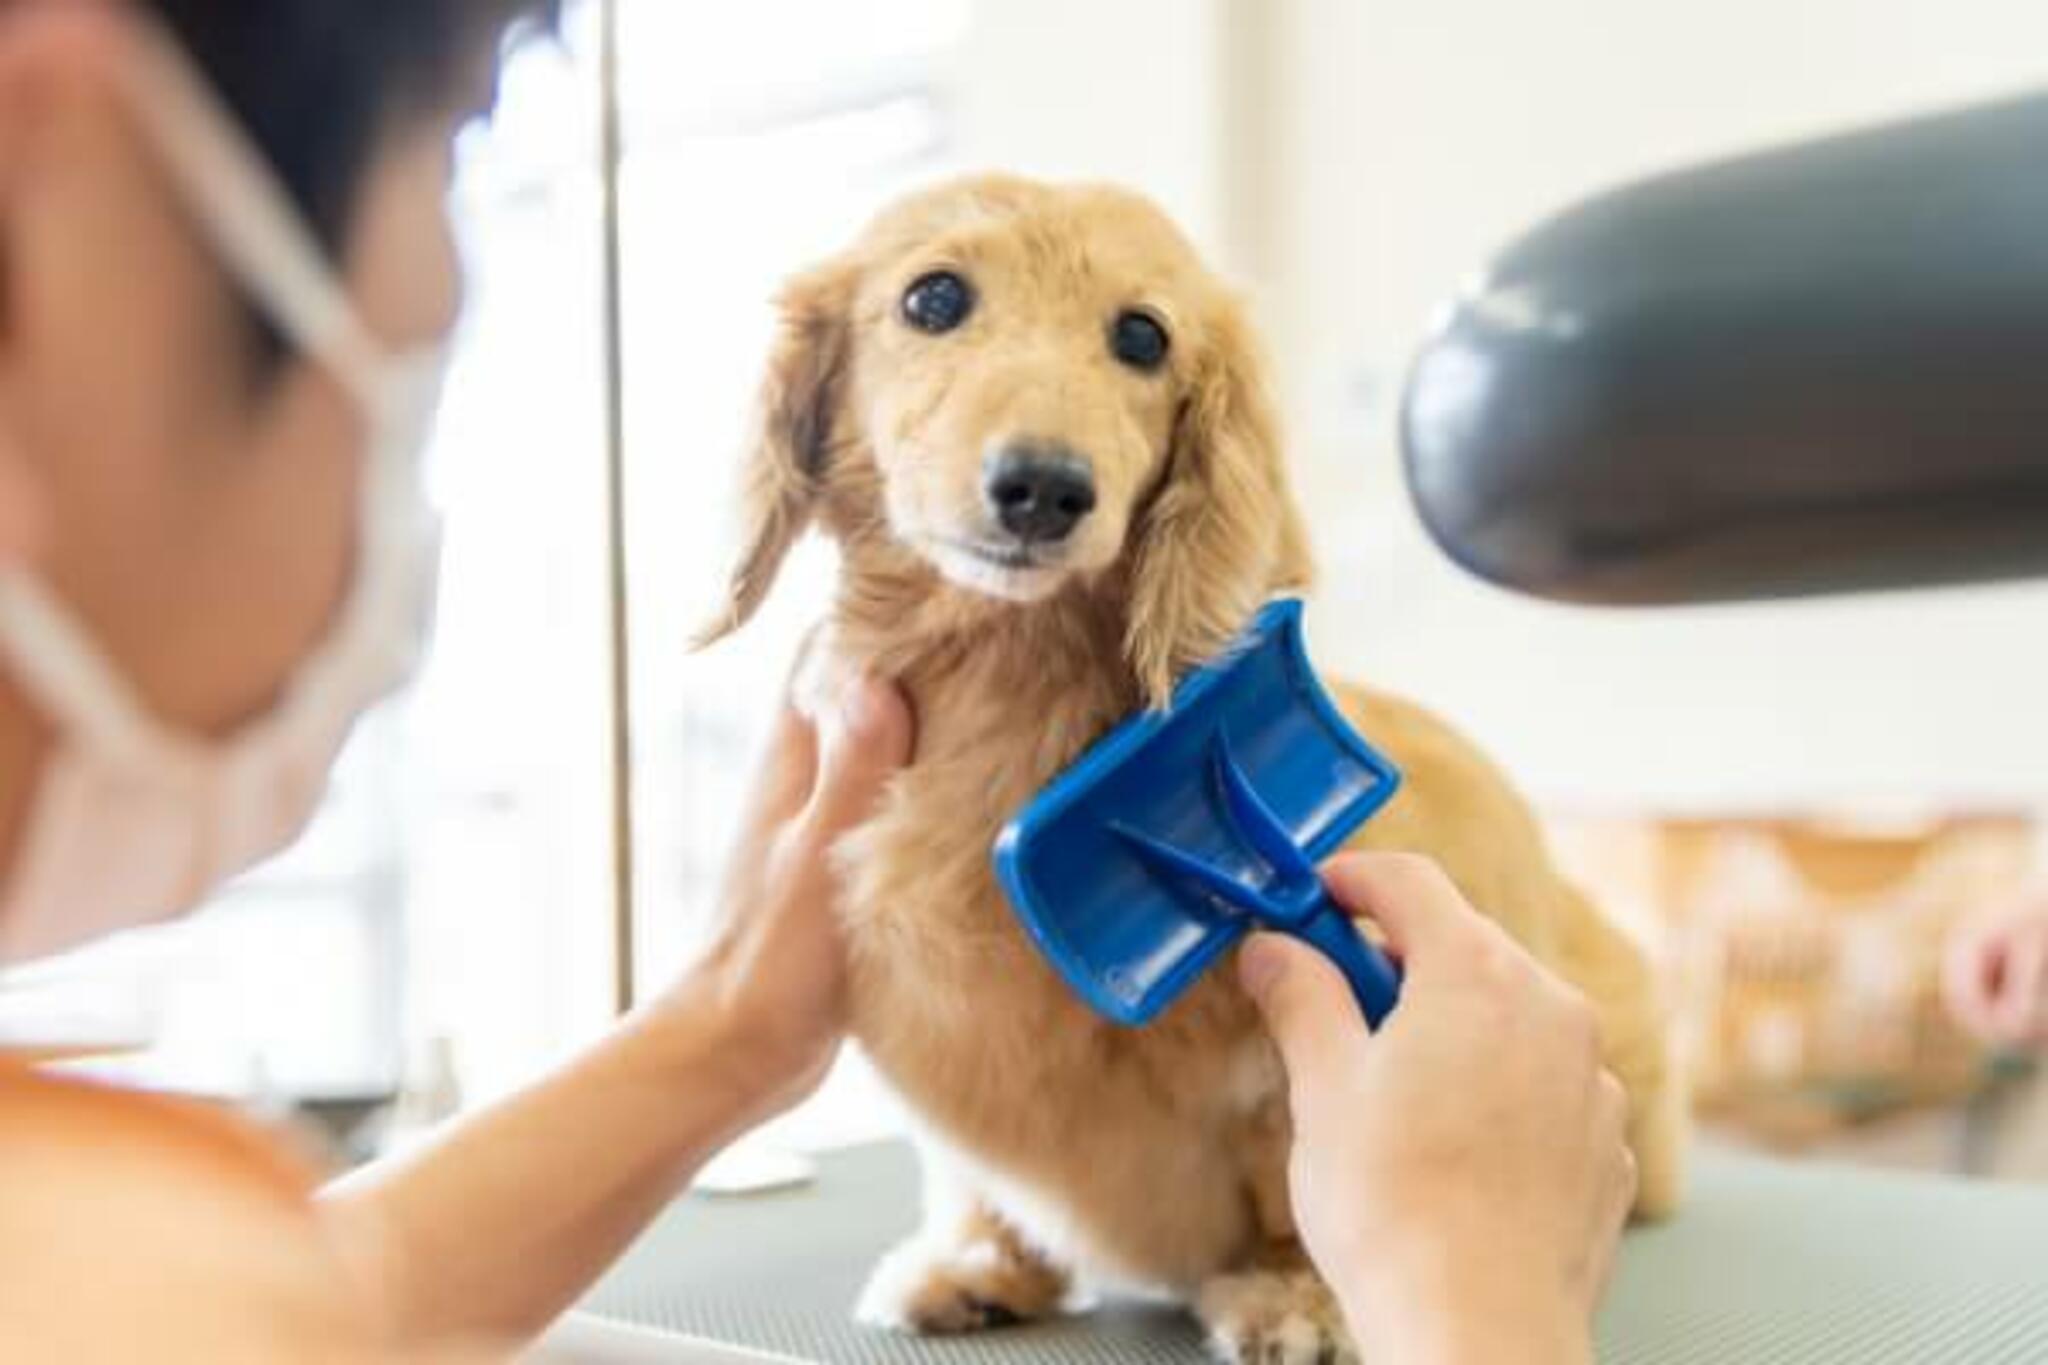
[855,1229,1068,1335]
[1196,1269,1358,1365]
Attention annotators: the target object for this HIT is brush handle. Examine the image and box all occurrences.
[1293,894,1402,1028]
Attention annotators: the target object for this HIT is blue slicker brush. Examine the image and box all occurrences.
[995,599,1404,1028]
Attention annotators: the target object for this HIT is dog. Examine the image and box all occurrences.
[698,172,1685,1363]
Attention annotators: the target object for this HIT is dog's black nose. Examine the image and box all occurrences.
[985,442,1097,544]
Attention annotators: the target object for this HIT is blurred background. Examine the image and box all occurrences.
[3,0,2044,1180]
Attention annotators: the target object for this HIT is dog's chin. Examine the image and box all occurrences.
[922,540,1072,604]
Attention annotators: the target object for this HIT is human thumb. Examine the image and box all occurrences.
[1239,932,1372,1088]
[804,676,915,833]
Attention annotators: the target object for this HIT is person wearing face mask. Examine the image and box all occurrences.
[0,3,1635,1361]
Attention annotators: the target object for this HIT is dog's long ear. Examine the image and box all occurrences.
[1125,300,1313,705]
[693,261,856,648]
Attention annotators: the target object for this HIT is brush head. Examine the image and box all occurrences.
[995,599,1401,1025]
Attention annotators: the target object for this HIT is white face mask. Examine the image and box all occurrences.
[0,22,449,963]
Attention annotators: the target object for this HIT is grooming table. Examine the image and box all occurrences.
[563,1141,2048,1363]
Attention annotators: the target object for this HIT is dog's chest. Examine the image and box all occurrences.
[840,766,1077,1074]
[838,753,1276,1150]
[833,667,1099,1059]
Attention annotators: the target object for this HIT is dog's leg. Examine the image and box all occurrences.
[1201,1108,1360,1365]
[855,1169,1070,1335]
[1629,1074,1688,1219]
[1196,1244,1359,1365]
[1552,882,1690,1219]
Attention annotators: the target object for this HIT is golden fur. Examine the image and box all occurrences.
[701,173,1684,1363]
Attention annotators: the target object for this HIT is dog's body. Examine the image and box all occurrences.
[705,174,1684,1362]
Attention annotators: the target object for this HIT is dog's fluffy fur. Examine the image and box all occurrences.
[701,173,1685,1363]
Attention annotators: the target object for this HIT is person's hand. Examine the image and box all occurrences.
[1944,896,2048,1051]
[672,672,914,1120]
[1238,853,1635,1365]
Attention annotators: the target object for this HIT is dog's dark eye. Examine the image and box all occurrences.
[902,271,975,334]
[1110,310,1170,371]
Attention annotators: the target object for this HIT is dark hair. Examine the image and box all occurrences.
[150,0,557,256]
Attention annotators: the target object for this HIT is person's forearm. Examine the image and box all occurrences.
[1340,1263,1593,1365]
[319,974,782,1351]
[1358,1312,1591,1365]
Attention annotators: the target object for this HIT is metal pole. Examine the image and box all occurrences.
[597,0,636,1015]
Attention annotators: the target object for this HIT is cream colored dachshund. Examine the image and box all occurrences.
[699,173,1684,1363]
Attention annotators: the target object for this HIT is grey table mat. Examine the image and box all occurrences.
[583,1142,2048,1363]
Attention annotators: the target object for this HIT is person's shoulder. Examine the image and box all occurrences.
[0,1060,380,1361]
[0,1055,322,1192]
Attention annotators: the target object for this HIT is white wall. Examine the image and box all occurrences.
[946,0,1238,258]
[957,0,2048,813]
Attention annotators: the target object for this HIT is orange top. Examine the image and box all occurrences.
[0,1053,322,1199]
[0,1056,388,1361]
